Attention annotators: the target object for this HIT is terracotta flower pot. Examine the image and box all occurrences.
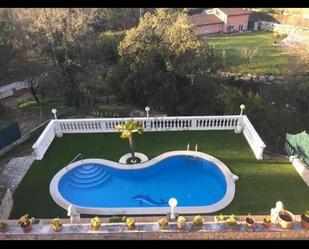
[278,210,295,229]
[177,223,186,230]
[263,218,271,228]
[52,225,62,232]
[92,226,100,231]
[21,223,32,233]
[127,224,135,230]
[245,217,255,229]
[0,225,8,233]
[301,214,309,229]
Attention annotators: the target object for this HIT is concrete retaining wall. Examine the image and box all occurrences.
[259,21,302,35]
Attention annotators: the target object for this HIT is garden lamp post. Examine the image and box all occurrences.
[235,104,245,134]
[169,198,178,220]
[52,108,57,119]
[145,106,150,118]
[240,104,245,116]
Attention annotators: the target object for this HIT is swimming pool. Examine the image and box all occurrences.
[50,151,239,215]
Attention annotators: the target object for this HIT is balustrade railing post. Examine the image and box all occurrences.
[234,104,245,134]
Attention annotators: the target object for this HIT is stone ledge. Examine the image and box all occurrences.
[1,216,309,240]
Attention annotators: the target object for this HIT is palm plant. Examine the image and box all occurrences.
[115,120,143,161]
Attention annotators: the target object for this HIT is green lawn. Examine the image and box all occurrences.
[10,130,309,219]
[206,31,290,75]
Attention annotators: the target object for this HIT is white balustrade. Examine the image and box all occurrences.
[32,115,266,160]
[242,116,266,160]
[32,120,57,160]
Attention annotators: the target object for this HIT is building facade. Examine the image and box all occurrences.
[190,8,251,36]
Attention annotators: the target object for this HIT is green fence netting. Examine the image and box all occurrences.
[0,122,22,150]
[284,131,309,165]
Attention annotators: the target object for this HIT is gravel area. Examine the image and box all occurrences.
[0,154,35,193]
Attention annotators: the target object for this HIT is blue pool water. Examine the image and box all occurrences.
[58,155,227,208]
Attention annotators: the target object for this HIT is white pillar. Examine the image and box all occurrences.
[67,205,80,224]
[52,108,57,120]
[240,104,245,116]
[235,104,245,134]
[169,198,177,220]
[145,106,150,119]
[145,106,150,130]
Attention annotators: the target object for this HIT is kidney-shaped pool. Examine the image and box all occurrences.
[50,151,239,215]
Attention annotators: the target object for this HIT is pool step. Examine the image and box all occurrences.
[70,171,109,184]
[68,173,111,188]
[72,168,104,179]
[81,164,95,170]
[77,166,100,175]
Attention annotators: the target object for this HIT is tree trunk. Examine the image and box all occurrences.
[129,136,135,158]
[30,87,40,103]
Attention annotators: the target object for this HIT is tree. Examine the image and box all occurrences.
[108,8,215,115]
[94,31,126,65]
[238,47,259,68]
[0,9,25,84]
[12,8,101,107]
[115,120,143,163]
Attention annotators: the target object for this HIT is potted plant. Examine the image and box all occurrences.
[263,216,272,228]
[90,216,101,230]
[193,215,204,228]
[18,214,34,233]
[278,209,295,229]
[51,218,62,232]
[226,215,238,229]
[0,221,8,233]
[158,218,169,230]
[245,213,256,229]
[177,216,186,230]
[126,217,135,230]
[301,211,309,229]
[214,214,225,223]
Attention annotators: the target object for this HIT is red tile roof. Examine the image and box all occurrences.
[190,14,224,26]
[218,8,251,16]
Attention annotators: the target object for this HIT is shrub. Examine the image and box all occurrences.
[126,217,135,229]
[51,218,62,231]
[0,221,7,229]
[90,216,101,230]
[158,218,169,229]
[109,216,127,223]
[193,215,204,227]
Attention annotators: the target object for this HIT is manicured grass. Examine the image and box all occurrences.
[10,131,309,219]
[206,31,290,75]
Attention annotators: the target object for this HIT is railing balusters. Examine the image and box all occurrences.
[32,115,265,160]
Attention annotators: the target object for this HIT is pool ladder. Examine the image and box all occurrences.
[66,153,84,171]
[186,144,198,151]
